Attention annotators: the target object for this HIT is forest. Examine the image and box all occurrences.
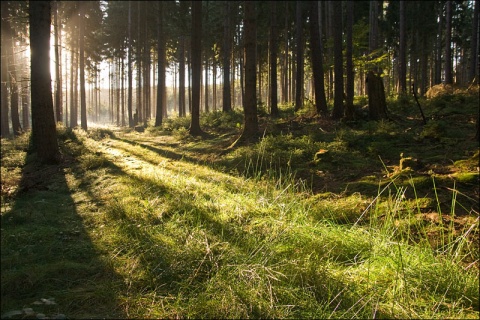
[1,0,479,319]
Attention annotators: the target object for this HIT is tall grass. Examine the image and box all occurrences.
[1,123,478,318]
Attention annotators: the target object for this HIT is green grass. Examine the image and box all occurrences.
[1,91,479,318]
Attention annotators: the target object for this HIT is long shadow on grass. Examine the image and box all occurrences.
[91,151,379,318]
[112,136,203,164]
[0,141,126,318]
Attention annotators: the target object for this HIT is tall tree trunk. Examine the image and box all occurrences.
[470,0,479,83]
[128,1,133,127]
[282,2,289,104]
[310,1,328,116]
[189,1,203,135]
[435,4,443,85]
[213,60,217,111]
[64,39,68,126]
[179,36,186,117]
[237,1,258,143]
[70,28,78,128]
[205,60,209,113]
[54,0,62,123]
[239,32,244,107]
[188,51,192,114]
[0,2,10,136]
[144,1,150,124]
[294,1,304,112]
[29,1,59,163]
[136,1,143,124]
[445,0,453,85]
[398,0,407,94]
[269,1,279,117]
[10,38,22,135]
[116,57,120,126]
[232,47,236,107]
[79,2,87,130]
[155,1,166,127]
[121,54,125,126]
[367,0,385,118]
[331,0,343,120]
[222,1,232,112]
[345,0,354,120]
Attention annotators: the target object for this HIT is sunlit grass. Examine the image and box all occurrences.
[77,130,478,318]
[1,98,479,320]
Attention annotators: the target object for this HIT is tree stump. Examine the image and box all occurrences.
[366,71,387,120]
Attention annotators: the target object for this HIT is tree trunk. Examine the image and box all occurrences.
[155,1,166,127]
[222,1,232,112]
[434,3,443,85]
[398,0,407,94]
[79,2,87,130]
[144,2,150,123]
[445,1,453,84]
[237,1,258,143]
[70,28,78,128]
[10,38,22,135]
[54,0,62,124]
[179,36,186,117]
[121,54,125,126]
[269,1,279,117]
[282,2,289,104]
[29,1,59,163]
[470,0,479,83]
[345,0,354,120]
[116,57,121,126]
[0,2,10,136]
[213,60,217,111]
[294,1,304,112]
[310,1,328,116]
[189,1,203,135]
[366,71,387,120]
[205,60,209,113]
[128,1,133,127]
[331,0,343,120]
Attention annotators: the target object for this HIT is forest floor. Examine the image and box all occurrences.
[1,91,479,319]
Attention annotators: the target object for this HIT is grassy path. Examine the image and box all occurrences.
[1,128,479,319]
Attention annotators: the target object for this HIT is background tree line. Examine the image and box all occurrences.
[1,1,478,142]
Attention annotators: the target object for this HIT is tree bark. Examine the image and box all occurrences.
[29,1,59,163]
[69,25,78,128]
[294,1,304,112]
[269,1,279,117]
[331,0,343,120]
[345,0,355,120]
[10,37,22,135]
[310,1,328,116]
[434,3,443,85]
[445,1,453,84]
[222,1,232,112]
[79,2,87,130]
[128,1,133,127]
[155,1,166,127]
[366,71,387,120]
[398,0,407,94]
[179,35,186,117]
[189,1,203,135]
[0,2,10,136]
[470,0,479,83]
[237,1,258,143]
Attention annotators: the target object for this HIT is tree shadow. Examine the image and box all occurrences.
[0,140,126,318]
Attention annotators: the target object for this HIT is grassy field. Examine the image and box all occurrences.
[1,91,478,319]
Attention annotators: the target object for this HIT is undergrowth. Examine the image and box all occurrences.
[1,90,479,319]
